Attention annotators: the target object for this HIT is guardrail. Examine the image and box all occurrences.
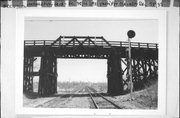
[24,37,158,49]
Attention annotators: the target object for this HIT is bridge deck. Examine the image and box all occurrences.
[24,36,158,59]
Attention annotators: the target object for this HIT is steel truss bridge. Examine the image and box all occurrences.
[24,36,158,96]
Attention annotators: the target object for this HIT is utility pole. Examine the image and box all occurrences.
[127,30,136,101]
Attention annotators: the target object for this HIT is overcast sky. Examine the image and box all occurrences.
[25,18,158,83]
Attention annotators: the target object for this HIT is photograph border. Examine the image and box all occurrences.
[15,9,167,116]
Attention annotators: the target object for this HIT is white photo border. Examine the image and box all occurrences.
[15,9,167,116]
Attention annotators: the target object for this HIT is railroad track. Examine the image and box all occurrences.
[86,86,122,109]
[35,86,84,108]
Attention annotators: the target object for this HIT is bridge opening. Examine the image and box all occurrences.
[57,59,107,93]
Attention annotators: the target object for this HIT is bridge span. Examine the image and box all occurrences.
[24,36,158,96]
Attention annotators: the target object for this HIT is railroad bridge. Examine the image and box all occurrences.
[24,36,158,96]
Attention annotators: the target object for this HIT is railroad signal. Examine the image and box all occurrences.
[127,30,136,39]
[127,30,135,101]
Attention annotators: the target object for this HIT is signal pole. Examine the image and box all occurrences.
[127,30,136,101]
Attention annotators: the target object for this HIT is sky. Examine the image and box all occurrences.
[25,18,158,43]
[57,59,107,82]
[25,18,158,82]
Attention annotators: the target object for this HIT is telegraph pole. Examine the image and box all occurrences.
[127,30,136,101]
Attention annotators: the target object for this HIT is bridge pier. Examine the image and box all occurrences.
[23,56,34,93]
[107,50,123,95]
[38,49,58,96]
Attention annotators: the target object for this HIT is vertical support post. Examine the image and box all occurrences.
[128,38,133,100]
[127,30,135,100]
[23,56,34,93]
[144,59,147,83]
[138,58,143,89]
[59,39,61,47]
[33,40,35,46]
[88,38,90,46]
[54,58,58,93]
[120,42,122,47]
[29,57,33,92]
[132,59,136,86]
[107,58,112,93]
[23,57,27,93]
[148,59,152,79]
[152,59,158,80]
[73,39,75,47]
[107,49,123,95]
[38,49,57,96]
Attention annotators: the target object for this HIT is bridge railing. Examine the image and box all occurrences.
[24,40,158,49]
[108,41,158,48]
[24,40,54,46]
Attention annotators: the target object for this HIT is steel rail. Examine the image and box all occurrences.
[86,86,122,109]
[86,87,99,109]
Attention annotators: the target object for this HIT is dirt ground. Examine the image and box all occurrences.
[113,83,158,109]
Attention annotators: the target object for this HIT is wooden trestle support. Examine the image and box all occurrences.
[38,48,58,96]
[23,56,34,93]
[107,49,123,95]
[120,57,158,93]
[107,49,158,95]
[24,48,58,96]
